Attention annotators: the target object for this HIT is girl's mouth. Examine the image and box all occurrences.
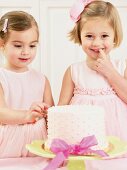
[90,48,105,53]
[91,49,100,53]
[18,58,30,62]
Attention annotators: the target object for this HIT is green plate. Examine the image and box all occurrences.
[26,136,127,160]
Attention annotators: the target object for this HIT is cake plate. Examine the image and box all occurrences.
[26,136,127,170]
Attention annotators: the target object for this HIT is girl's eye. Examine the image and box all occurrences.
[30,45,36,48]
[14,45,22,48]
[102,34,109,39]
[85,35,93,39]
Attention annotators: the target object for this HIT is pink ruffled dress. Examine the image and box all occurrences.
[0,68,51,170]
[69,60,127,170]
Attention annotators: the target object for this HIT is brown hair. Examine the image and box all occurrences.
[0,11,39,43]
[69,1,123,47]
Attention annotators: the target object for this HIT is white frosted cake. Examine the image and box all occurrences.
[46,105,108,150]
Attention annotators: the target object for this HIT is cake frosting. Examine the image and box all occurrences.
[46,105,108,150]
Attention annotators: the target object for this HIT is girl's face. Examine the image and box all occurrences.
[2,26,38,72]
[80,18,115,61]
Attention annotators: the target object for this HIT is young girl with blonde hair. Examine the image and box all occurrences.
[58,0,127,169]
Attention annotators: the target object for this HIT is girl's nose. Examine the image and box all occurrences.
[21,47,30,55]
[92,37,102,46]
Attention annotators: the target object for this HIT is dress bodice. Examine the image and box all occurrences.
[71,59,126,96]
[0,68,45,109]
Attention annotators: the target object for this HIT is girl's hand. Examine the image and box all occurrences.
[94,49,115,78]
[26,102,49,123]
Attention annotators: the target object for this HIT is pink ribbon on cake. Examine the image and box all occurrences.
[43,135,108,170]
[70,0,94,22]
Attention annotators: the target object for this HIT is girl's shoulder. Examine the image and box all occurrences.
[70,60,85,67]
[70,60,86,72]
[70,61,87,81]
[0,67,7,79]
[29,68,45,76]
[28,68,46,82]
[0,67,46,82]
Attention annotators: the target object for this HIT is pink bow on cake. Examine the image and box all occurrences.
[70,0,94,22]
[43,135,108,170]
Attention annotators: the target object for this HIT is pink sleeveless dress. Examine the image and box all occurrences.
[70,60,127,170]
[0,68,52,169]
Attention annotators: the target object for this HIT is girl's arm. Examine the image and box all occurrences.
[95,50,127,103]
[105,61,127,103]
[43,77,54,107]
[58,67,74,105]
[0,82,50,125]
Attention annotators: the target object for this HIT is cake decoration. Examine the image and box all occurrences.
[43,135,108,170]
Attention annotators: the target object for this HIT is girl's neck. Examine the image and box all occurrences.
[3,64,29,73]
[86,57,96,69]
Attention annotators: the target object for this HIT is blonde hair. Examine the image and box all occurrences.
[69,1,123,47]
[0,11,39,43]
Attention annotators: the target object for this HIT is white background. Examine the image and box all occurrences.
[0,0,127,103]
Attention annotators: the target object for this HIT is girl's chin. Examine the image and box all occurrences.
[87,54,99,60]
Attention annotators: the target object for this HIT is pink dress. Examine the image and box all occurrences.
[70,60,127,170]
[0,68,52,170]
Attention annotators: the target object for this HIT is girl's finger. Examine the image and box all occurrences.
[99,49,106,59]
[36,102,49,112]
[31,105,42,112]
[35,117,42,122]
[42,102,50,110]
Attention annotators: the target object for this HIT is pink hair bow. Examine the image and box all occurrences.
[70,0,93,22]
[43,135,108,170]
